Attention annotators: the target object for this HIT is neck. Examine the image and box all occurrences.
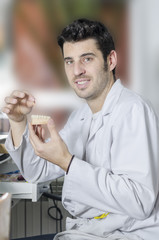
[87,76,114,114]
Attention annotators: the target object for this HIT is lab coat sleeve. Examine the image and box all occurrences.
[64,103,159,220]
[5,124,65,183]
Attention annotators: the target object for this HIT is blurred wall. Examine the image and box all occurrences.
[13,0,128,88]
[0,0,128,133]
[129,0,159,115]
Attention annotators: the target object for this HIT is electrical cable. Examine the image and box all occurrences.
[47,198,63,232]
[43,184,63,232]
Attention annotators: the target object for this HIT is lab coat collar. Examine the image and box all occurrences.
[101,79,124,116]
[80,79,124,121]
[80,79,124,145]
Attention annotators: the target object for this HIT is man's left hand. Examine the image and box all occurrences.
[28,118,72,172]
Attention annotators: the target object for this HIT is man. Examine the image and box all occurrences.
[3,19,159,240]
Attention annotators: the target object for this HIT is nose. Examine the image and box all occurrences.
[73,61,86,76]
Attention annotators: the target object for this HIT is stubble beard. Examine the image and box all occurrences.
[72,62,110,101]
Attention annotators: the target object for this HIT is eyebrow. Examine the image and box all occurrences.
[64,52,96,61]
[80,53,96,57]
[64,57,72,61]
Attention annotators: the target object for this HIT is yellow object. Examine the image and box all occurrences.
[94,212,110,219]
[0,144,8,154]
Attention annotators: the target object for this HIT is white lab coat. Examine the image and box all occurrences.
[5,80,159,240]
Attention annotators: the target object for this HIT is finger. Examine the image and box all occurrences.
[12,90,35,103]
[4,96,18,105]
[11,90,26,99]
[38,126,45,142]
[29,122,43,146]
[47,118,59,139]
[29,122,39,141]
[41,127,45,141]
[36,125,44,142]
[5,93,35,107]
[33,125,45,142]
[20,97,35,108]
[22,91,35,103]
[2,104,14,114]
[29,125,41,154]
[27,100,35,108]
[2,107,11,114]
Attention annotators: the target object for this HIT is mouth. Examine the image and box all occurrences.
[75,78,90,89]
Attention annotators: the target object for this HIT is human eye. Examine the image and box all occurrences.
[65,59,73,65]
[83,56,93,63]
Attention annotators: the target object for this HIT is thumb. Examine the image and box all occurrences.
[47,118,59,139]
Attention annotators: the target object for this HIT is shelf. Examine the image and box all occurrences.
[0,158,51,202]
[0,180,50,202]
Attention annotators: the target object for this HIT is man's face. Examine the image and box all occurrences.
[63,39,111,101]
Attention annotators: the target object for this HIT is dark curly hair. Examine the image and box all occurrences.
[57,18,116,79]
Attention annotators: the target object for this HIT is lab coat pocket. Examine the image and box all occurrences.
[66,214,132,238]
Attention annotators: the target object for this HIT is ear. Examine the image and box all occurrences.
[108,50,117,72]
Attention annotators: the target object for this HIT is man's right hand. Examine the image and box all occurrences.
[2,91,35,147]
[2,90,35,122]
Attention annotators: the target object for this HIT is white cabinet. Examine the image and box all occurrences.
[0,157,50,202]
[0,181,50,202]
